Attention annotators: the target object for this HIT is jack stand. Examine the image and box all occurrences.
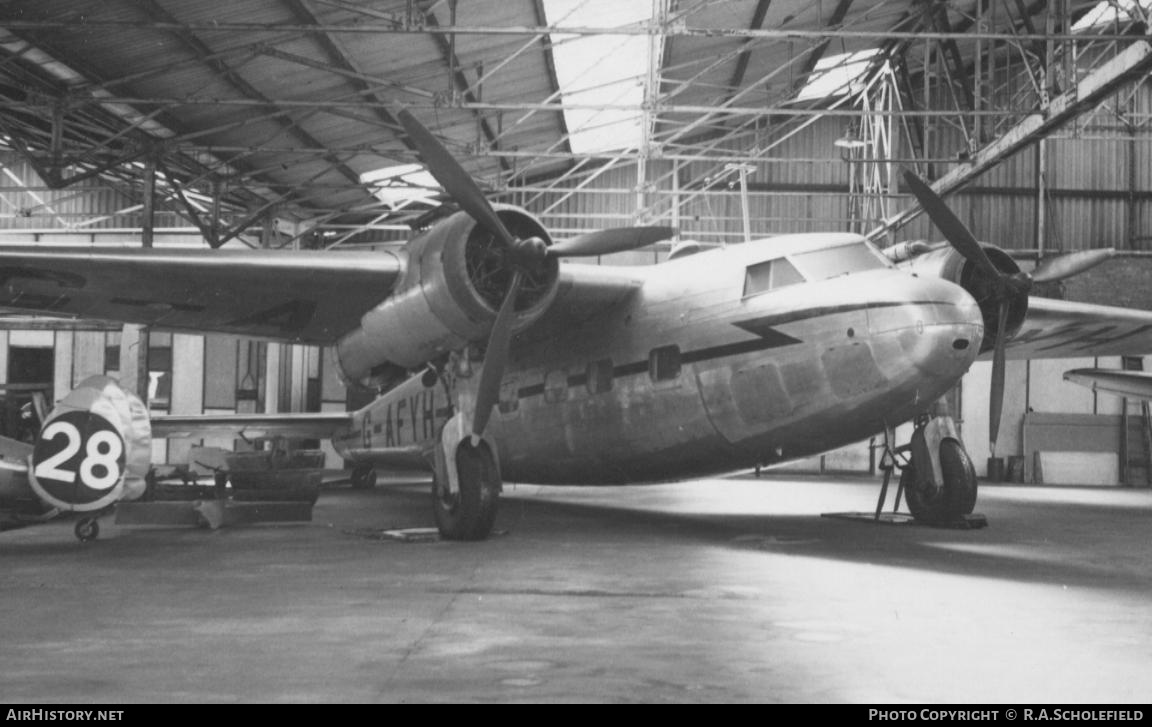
[873,440,912,522]
[822,424,917,525]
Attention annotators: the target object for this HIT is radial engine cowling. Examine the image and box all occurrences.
[900,243,1029,354]
[335,206,560,388]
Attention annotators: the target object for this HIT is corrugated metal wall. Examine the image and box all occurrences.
[0,153,186,230]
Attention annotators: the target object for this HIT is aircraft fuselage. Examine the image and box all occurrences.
[334,233,985,484]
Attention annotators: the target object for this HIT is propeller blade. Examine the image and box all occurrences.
[396,108,516,248]
[471,270,524,441]
[548,226,676,258]
[989,300,1009,456]
[1030,248,1115,284]
[902,170,1003,280]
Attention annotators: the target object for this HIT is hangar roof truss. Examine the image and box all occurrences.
[0,1,1148,246]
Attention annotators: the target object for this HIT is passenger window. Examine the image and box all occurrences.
[743,258,804,297]
[587,358,614,394]
[649,345,681,382]
[544,370,568,403]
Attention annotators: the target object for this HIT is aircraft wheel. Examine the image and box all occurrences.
[350,464,377,490]
[432,440,499,541]
[902,439,977,525]
[74,517,100,542]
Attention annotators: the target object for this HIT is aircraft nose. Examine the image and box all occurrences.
[868,275,984,379]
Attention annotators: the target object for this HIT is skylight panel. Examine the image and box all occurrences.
[796,48,881,102]
[1073,0,1152,31]
[544,0,652,154]
[361,163,441,209]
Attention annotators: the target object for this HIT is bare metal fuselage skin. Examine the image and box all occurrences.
[333,233,985,484]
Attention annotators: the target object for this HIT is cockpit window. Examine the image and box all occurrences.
[743,258,804,297]
[790,242,889,281]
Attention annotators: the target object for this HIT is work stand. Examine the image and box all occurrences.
[110,454,319,533]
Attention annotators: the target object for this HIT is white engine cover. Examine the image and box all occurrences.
[28,375,152,512]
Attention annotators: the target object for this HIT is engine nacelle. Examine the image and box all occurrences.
[28,375,152,513]
[899,243,1029,354]
[335,206,560,388]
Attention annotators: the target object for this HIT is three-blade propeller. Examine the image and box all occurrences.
[902,169,1113,455]
[396,108,674,441]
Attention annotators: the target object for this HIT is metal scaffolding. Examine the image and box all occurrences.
[0,1,1148,247]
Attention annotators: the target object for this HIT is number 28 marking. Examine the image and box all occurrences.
[33,419,125,491]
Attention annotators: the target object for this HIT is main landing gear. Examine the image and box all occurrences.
[73,507,114,541]
[75,516,100,542]
[432,438,500,541]
[349,464,377,490]
[871,414,985,528]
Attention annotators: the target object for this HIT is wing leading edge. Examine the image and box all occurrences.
[0,247,402,343]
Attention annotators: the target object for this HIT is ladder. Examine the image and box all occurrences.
[1119,357,1152,487]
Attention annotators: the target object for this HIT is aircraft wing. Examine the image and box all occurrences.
[1063,369,1152,399]
[0,247,402,343]
[515,263,646,344]
[996,297,1152,359]
[151,411,354,440]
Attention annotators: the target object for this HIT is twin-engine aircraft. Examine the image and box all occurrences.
[2,110,1152,541]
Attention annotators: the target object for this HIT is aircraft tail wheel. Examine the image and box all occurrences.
[902,439,978,525]
[432,440,499,541]
[74,517,100,542]
[350,464,377,490]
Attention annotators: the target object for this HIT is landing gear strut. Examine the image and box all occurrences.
[873,415,983,527]
[349,464,377,490]
[432,439,500,541]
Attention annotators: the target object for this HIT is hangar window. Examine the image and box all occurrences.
[790,242,889,282]
[498,379,519,414]
[544,369,568,403]
[649,345,681,382]
[587,358,614,394]
[743,258,804,297]
[107,331,172,411]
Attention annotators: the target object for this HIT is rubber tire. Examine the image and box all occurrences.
[903,439,978,525]
[74,517,99,542]
[350,465,377,490]
[432,441,499,541]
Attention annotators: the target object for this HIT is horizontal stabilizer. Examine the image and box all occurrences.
[151,412,354,440]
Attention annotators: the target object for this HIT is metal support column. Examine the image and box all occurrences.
[1034,138,1047,257]
[122,154,156,404]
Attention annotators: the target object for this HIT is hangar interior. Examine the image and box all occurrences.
[0,0,1151,486]
[7,0,1152,708]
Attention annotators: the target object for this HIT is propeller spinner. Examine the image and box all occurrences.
[396,108,674,442]
[902,169,1114,456]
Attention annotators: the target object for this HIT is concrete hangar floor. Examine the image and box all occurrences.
[1,473,1150,704]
